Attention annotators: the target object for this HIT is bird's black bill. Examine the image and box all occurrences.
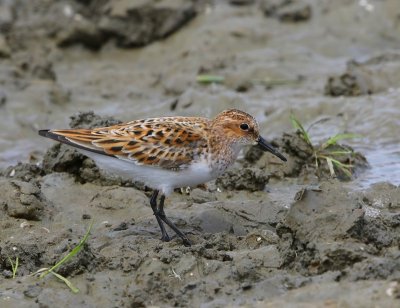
[257,136,287,162]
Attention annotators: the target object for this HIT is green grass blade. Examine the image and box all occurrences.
[323,150,353,155]
[321,133,362,149]
[50,271,79,293]
[318,156,353,167]
[325,157,335,177]
[31,268,48,276]
[14,257,19,278]
[333,164,352,178]
[290,114,313,147]
[196,75,225,84]
[40,222,93,279]
[290,113,303,132]
[330,158,353,178]
[7,256,19,279]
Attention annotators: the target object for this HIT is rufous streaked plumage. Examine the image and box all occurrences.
[39,109,286,246]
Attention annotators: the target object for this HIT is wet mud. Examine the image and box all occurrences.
[1,0,400,307]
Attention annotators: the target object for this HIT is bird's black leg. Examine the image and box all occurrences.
[149,190,170,242]
[157,195,192,247]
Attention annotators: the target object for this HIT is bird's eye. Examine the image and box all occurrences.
[240,123,249,131]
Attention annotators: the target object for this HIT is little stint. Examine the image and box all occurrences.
[39,109,286,246]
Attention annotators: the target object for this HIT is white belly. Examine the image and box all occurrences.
[78,149,215,196]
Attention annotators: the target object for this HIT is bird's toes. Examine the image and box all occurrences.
[161,233,171,242]
[182,238,192,247]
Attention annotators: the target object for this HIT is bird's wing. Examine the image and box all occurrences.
[39,116,210,170]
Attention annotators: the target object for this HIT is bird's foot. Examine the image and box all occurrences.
[161,232,171,242]
[182,237,192,247]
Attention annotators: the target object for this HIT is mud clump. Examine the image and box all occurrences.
[271,132,368,180]
[276,181,400,280]
[56,0,198,49]
[0,227,98,278]
[44,240,97,278]
[362,182,400,209]
[280,132,313,160]
[243,136,304,179]
[95,1,197,48]
[42,143,85,176]
[325,61,375,96]
[281,182,365,243]
[343,255,400,281]
[262,0,312,22]
[350,183,400,249]
[196,199,286,232]
[325,54,400,96]
[0,242,43,277]
[244,131,368,181]
[244,146,264,164]
[216,167,269,191]
[5,0,198,51]
[0,178,45,220]
[229,0,255,5]
[56,17,106,51]
[68,111,122,129]
[3,162,44,182]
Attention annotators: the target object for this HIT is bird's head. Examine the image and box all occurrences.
[212,109,287,161]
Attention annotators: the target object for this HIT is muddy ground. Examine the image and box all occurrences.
[0,0,400,307]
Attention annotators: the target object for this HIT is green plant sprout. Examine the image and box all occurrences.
[7,256,19,278]
[34,222,93,293]
[290,114,361,179]
[196,75,225,84]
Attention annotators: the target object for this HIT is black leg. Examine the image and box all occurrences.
[149,190,170,242]
[157,195,192,247]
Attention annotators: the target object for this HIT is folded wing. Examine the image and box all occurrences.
[39,117,210,170]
